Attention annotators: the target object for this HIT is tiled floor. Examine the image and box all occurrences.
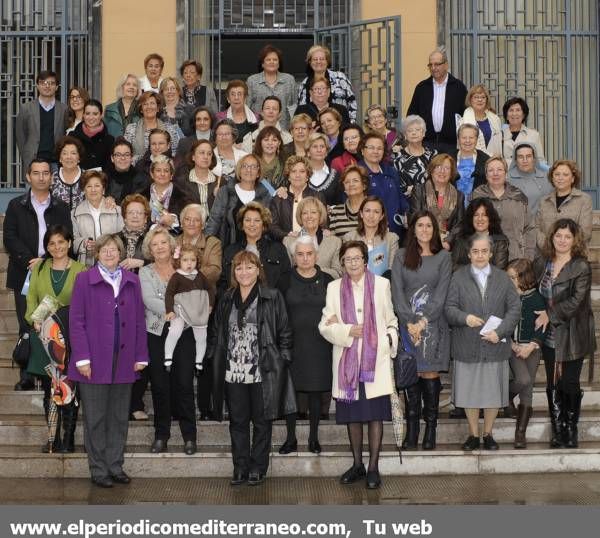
[2,473,600,505]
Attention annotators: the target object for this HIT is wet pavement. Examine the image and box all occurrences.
[2,473,600,504]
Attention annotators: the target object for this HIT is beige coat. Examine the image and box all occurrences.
[535,188,593,249]
[71,199,124,266]
[319,275,398,400]
[472,183,535,260]
[457,107,502,157]
[283,233,342,279]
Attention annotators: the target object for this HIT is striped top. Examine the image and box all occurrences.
[328,201,360,238]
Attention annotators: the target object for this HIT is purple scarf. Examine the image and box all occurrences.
[338,270,378,402]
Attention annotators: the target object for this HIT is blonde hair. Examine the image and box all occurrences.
[296,197,327,227]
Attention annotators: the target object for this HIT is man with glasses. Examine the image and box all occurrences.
[105,138,149,204]
[15,70,68,180]
[3,158,72,390]
[407,47,467,154]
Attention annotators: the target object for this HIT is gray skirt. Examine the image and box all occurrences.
[452,359,509,408]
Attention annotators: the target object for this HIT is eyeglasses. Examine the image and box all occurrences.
[311,87,328,93]
[113,152,132,158]
[427,61,447,68]
[99,247,119,255]
[343,256,364,265]
[217,132,233,138]
[241,163,259,170]
[369,113,385,120]
[364,145,384,151]
[343,135,360,142]
[126,210,145,216]
[183,217,202,224]
[293,126,308,131]
[70,95,82,100]
[434,165,452,172]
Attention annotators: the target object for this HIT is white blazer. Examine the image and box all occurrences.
[319,274,398,400]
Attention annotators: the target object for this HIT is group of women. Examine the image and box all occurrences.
[22,43,596,491]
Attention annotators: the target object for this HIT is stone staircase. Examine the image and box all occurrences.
[2,214,600,479]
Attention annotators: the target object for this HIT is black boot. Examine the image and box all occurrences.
[546,387,565,448]
[421,377,441,450]
[401,382,421,450]
[514,404,532,449]
[59,402,79,453]
[503,393,518,418]
[564,390,583,449]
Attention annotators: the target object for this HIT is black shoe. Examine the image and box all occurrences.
[449,407,466,418]
[110,471,131,484]
[199,411,213,421]
[308,440,322,454]
[278,439,298,454]
[462,435,480,451]
[247,471,266,486]
[483,434,499,450]
[320,413,330,421]
[340,464,366,484]
[150,439,168,453]
[230,471,247,486]
[421,378,441,451]
[14,380,35,391]
[366,470,381,489]
[91,476,113,488]
[297,412,308,420]
[184,440,197,455]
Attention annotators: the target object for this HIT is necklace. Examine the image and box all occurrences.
[50,263,70,285]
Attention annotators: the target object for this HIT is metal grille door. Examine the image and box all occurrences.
[0,0,93,188]
[446,0,599,202]
[315,16,402,129]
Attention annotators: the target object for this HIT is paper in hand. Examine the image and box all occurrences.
[479,315,506,343]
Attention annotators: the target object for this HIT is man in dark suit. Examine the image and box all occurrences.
[15,70,68,178]
[3,159,72,390]
[407,48,468,154]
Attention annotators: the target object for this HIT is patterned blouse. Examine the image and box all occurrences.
[298,69,357,122]
[226,299,261,384]
[393,146,437,195]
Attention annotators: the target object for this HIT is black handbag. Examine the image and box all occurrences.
[392,326,418,391]
[12,332,31,368]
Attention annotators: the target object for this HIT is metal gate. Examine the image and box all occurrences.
[315,16,402,130]
[186,1,401,126]
[445,0,600,204]
[0,0,97,190]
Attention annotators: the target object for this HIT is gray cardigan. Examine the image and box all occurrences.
[445,264,520,363]
[139,264,168,336]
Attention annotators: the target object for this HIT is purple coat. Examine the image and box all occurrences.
[68,266,149,384]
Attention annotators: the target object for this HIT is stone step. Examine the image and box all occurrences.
[2,383,600,416]
[0,442,599,478]
[2,412,600,448]
[0,335,18,357]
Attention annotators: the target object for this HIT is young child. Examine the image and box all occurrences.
[506,258,547,449]
[164,245,215,372]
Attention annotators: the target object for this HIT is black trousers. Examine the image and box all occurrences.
[13,290,33,383]
[542,346,584,396]
[196,361,213,415]
[129,368,149,414]
[148,327,197,442]
[226,382,272,474]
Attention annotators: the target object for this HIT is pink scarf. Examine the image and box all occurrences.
[338,270,378,402]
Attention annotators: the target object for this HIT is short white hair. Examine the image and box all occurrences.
[292,234,318,254]
[401,115,426,135]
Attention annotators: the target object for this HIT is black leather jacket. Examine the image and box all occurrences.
[208,285,296,421]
